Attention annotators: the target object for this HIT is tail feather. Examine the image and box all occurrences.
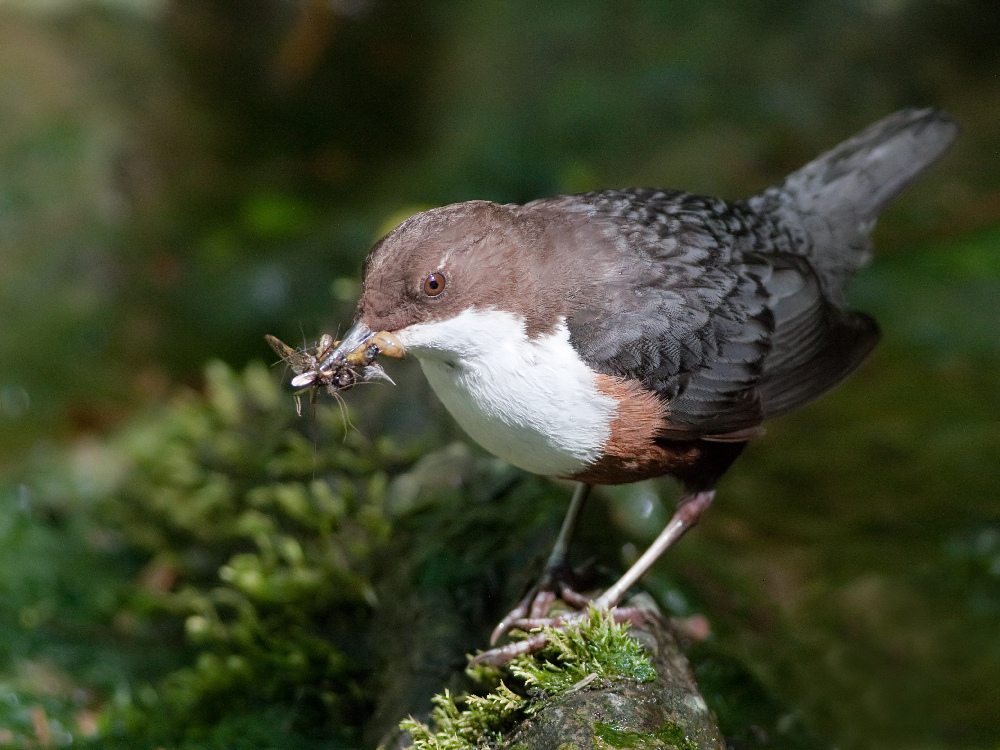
[748,108,958,303]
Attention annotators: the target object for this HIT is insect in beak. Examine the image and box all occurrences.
[266,324,404,403]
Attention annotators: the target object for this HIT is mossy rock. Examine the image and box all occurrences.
[402,606,722,750]
[507,612,722,750]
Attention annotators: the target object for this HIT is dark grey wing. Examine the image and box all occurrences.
[546,110,955,437]
[552,189,878,437]
[740,251,880,423]
[749,252,879,420]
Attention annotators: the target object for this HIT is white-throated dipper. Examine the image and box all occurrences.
[293,108,957,663]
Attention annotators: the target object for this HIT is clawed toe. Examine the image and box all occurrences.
[475,603,653,667]
[471,630,551,666]
[490,567,591,646]
[490,584,562,645]
[489,575,591,645]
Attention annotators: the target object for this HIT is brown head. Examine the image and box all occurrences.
[356,200,615,340]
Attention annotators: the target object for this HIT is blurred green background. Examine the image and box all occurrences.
[2,0,999,748]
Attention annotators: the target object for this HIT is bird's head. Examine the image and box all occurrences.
[322,199,611,369]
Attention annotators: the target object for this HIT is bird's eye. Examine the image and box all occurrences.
[423,271,447,297]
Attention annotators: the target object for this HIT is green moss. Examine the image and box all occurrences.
[593,721,697,750]
[508,607,657,692]
[401,685,527,750]
[92,360,412,745]
[402,608,656,750]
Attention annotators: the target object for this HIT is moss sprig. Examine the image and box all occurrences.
[401,607,656,750]
[510,606,657,694]
[400,684,526,750]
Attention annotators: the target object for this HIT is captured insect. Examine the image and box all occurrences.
[265,331,400,416]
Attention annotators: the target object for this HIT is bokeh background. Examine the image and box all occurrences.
[2,1,999,748]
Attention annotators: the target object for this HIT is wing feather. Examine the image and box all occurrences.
[555,190,879,438]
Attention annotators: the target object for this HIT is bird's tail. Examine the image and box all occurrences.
[747,108,958,302]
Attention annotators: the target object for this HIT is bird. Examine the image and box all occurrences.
[299,108,957,663]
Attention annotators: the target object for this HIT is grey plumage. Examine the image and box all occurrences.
[530,108,958,437]
[748,107,960,304]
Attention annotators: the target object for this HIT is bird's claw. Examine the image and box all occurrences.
[471,631,552,667]
[476,604,653,667]
[490,572,592,645]
[510,605,650,634]
[490,589,550,645]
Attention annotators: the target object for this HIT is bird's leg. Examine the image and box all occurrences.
[592,488,714,609]
[473,489,715,666]
[490,483,592,645]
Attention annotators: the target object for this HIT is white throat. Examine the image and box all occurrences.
[395,308,616,476]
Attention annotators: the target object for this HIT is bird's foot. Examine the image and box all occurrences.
[473,602,652,667]
[478,489,718,667]
[489,563,595,646]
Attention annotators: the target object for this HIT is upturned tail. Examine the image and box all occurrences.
[748,108,958,303]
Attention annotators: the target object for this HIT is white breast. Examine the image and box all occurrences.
[395,308,616,477]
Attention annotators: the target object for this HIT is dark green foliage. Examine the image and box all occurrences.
[690,649,831,750]
[9,359,607,749]
[93,360,411,746]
